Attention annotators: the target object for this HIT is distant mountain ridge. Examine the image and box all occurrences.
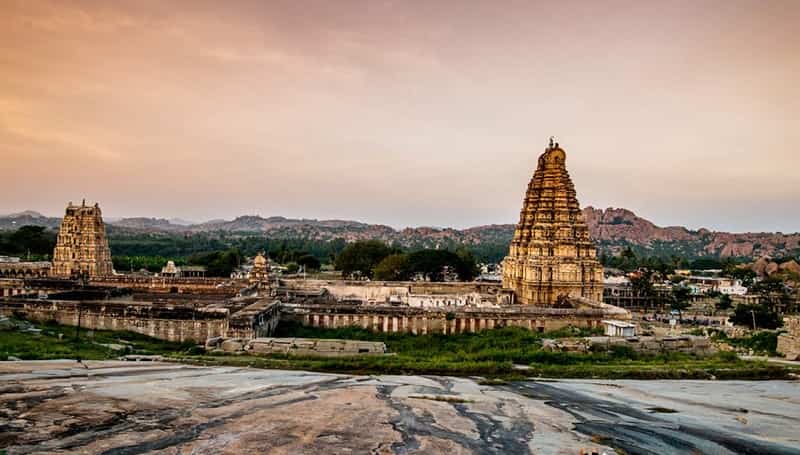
[1,208,798,259]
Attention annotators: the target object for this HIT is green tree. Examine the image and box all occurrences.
[0,226,56,258]
[373,254,411,281]
[729,304,782,330]
[727,268,757,287]
[630,270,654,298]
[296,254,321,272]
[334,241,395,279]
[406,249,475,282]
[750,275,794,314]
[187,248,241,277]
[716,293,733,311]
[670,286,692,320]
[454,247,479,281]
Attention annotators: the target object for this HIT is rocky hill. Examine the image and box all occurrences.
[583,207,800,258]
[1,208,798,259]
[0,211,61,230]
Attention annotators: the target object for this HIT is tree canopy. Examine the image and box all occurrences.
[0,226,56,258]
[334,241,397,279]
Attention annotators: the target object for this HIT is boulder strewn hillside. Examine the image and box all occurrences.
[582,207,800,259]
[1,207,797,259]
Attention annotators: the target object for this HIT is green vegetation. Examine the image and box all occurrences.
[2,318,796,379]
[0,226,55,260]
[179,322,795,379]
[112,255,185,273]
[670,286,692,319]
[334,240,478,281]
[717,294,733,310]
[186,248,243,277]
[0,317,194,361]
[730,304,783,330]
[373,253,411,280]
[334,240,397,279]
[706,330,782,356]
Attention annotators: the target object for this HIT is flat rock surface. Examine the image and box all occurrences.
[1,361,799,454]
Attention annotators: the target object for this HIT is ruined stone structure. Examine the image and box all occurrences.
[51,201,113,279]
[281,297,628,334]
[0,297,281,343]
[502,140,603,305]
[89,276,238,296]
[209,337,387,357]
[0,261,51,279]
[777,316,800,360]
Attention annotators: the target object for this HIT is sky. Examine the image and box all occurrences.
[1,0,798,233]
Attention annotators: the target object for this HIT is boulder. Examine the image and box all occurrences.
[779,260,800,275]
[221,339,245,352]
[205,337,224,349]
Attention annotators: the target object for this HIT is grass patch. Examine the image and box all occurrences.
[716,331,782,356]
[3,319,797,380]
[0,317,195,361]
[183,322,797,380]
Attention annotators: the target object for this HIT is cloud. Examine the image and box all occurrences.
[0,0,798,232]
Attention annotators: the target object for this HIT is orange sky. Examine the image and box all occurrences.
[1,0,798,232]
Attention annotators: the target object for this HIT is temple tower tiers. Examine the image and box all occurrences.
[51,200,114,279]
[250,252,270,285]
[502,141,603,305]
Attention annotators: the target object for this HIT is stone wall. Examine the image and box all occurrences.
[90,276,239,296]
[280,302,622,334]
[0,262,51,279]
[777,317,800,360]
[1,278,85,298]
[0,298,281,343]
[542,335,716,356]
[209,337,386,357]
[590,336,717,356]
[0,299,230,343]
[277,279,502,306]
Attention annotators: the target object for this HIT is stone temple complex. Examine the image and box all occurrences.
[51,200,113,279]
[1,147,628,341]
[502,140,604,305]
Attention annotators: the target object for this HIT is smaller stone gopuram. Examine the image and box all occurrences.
[502,140,603,305]
[250,252,270,285]
[51,200,114,279]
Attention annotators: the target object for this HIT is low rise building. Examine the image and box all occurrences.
[160,261,207,278]
[602,319,637,337]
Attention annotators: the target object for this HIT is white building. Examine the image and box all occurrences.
[602,320,637,337]
[604,275,631,285]
[718,280,748,296]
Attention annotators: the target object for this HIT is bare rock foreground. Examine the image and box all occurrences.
[1,361,799,454]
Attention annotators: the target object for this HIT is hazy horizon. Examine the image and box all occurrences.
[2,1,798,233]
[6,204,800,236]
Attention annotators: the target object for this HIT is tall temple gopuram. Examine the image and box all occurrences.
[51,200,114,279]
[502,140,603,305]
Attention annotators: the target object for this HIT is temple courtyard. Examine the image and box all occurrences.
[1,361,799,454]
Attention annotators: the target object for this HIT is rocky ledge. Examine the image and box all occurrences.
[1,361,799,454]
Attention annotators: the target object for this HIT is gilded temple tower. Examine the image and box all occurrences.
[502,140,603,305]
[51,200,114,279]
